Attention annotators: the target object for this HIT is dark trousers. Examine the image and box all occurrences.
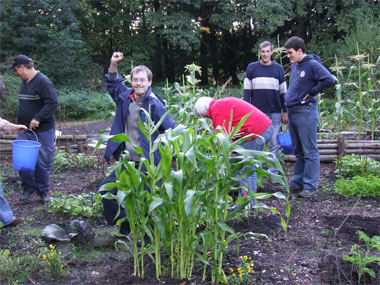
[100,171,130,235]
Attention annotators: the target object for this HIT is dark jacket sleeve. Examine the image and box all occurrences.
[309,62,336,96]
[105,74,132,104]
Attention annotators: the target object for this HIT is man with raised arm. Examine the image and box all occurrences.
[100,52,175,236]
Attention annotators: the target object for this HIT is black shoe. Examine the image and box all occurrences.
[289,187,303,193]
[39,192,49,203]
[20,190,36,201]
[298,189,316,198]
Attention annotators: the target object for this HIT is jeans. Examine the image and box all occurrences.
[265,113,281,159]
[288,103,319,190]
[0,183,15,226]
[238,124,273,206]
[17,127,55,194]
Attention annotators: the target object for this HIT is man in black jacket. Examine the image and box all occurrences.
[10,54,58,203]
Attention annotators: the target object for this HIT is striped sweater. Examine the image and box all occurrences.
[243,61,287,113]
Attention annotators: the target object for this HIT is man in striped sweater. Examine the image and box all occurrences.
[243,41,288,173]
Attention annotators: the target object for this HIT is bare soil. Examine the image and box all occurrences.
[1,121,379,284]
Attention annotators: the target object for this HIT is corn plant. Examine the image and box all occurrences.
[99,64,290,282]
[100,112,290,283]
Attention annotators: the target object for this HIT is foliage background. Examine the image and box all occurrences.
[0,0,379,122]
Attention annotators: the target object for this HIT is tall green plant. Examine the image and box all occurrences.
[98,65,290,282]
[100,114,290,283]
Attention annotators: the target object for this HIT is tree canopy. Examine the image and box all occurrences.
[0,0,379,85]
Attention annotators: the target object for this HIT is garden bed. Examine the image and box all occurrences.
[1,155,379,284]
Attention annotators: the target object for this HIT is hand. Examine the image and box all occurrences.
[16,124,28,132]
[111,52,124,64]
[1,122,27,132]
[29,119,39,130]
[281,112,288,124]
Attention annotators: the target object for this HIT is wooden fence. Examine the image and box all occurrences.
[1,131,379,162]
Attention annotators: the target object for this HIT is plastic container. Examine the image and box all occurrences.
[12,130,41,171]
[277,132,294,154]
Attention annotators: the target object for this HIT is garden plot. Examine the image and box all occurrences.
[1,148,379,284]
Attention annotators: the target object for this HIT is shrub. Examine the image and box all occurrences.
[335,174,380,197]
[57,87,115,121]
[0,73,114,121]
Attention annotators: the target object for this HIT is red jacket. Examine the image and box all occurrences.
[208,97,272,141]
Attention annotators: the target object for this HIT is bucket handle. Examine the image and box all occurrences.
[26,129,39,142]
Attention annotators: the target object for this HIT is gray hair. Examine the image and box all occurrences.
[194,97,213,117]
[259,41,273,51]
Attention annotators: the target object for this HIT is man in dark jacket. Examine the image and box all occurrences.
[284,37,336,198]
[10,54,58,203]
[100,52,175,235]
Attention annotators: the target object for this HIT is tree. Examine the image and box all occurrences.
[0,0,100,86]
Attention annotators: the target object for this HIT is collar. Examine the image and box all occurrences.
[129,93,145,103]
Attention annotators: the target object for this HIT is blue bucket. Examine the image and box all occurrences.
[12,139,41,171]
[277,132,294,154]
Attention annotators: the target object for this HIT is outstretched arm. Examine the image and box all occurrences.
[0,118,27,132]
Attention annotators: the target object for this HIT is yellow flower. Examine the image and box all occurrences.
[49,244,55,250]
[175,247,178,253]
[59,251,62,255]
[232,273,236,277]
[42,255,47,260]
[247,265,251,272]
[239,273,242,279]
[229,268,234,272]
[244,255,248,261]
[251,261,254,267]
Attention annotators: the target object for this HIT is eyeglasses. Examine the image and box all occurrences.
[132,78,148,84]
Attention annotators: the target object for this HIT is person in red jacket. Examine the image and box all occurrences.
[194,97,273,207]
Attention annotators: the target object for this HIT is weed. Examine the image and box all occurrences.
[343,231,380,284]
[53,151,98,172]
[335,155,380,177]
[38,244,66,279]
[335,174,380,197]
[0,249,42,283]
[227,255,255,284]
[48,192,103,218]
